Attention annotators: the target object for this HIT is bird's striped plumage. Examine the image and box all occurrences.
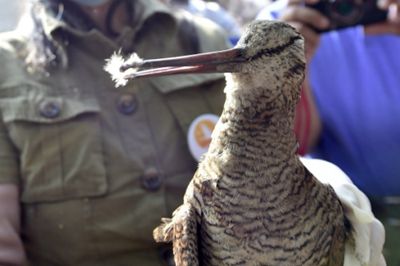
[151,20,346,266]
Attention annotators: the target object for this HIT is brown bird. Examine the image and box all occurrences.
[108,20,348,266]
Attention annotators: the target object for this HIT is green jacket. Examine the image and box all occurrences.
[0,1,227,265]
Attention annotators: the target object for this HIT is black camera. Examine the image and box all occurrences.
[306,0,388,32]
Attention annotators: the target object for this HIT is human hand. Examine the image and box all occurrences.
[278,0,330,60]
[365,0,400,34]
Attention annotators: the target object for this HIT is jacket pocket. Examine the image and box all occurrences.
[153,78,226,135]
[0,93,107,203]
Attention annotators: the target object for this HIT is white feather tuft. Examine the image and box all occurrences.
[104,52,143,87]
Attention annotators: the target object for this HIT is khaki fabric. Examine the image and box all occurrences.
[0,1,228,265]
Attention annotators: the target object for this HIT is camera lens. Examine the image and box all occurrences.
[329,0,363,25]
[307,0,388,32]
[332,0,355,16]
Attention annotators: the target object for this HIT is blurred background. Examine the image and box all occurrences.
[0,0,21,32]
[0,1,268,33]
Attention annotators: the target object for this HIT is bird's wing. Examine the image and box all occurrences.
[153,203,200,266]
[300,157,386,266]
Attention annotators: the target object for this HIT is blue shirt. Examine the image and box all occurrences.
[258,6,400,196]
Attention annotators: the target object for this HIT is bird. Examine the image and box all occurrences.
[105,20,385,266]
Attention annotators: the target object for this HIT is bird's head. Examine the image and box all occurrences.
[111,20,305,109]
[226,20,306,109]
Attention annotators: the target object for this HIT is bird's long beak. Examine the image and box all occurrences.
[121,47,246,80]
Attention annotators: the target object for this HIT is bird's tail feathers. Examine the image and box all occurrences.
[153,218,174,243]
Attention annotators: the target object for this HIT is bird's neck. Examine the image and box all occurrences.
[203,89,302,185]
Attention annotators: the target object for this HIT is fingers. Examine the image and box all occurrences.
[365,2,400,34]
[280,5,330,31]
[364,21,400,35]
[290,22,320,44]
[288,21,320,60]
[278,2,329,60]
[388,3,400,23]
[377,0,399,9]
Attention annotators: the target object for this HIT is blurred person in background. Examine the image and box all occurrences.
[218,0,270,29]
[0,0,229,265]
[258,0,400,264]
[167,0,242,45]
[166,0,273,45]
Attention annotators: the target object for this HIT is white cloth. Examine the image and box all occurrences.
[300,158,386,266]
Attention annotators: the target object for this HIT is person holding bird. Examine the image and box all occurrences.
[0,0,229,265]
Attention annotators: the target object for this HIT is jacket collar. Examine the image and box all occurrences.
[32,0,224,92]
[37,0,176,43]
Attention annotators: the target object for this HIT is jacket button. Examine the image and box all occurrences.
[39,101,61,119]
[117,93,137,115]
[141,167,162,192]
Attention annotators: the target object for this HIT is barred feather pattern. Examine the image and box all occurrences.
[153,20,346,266]
[191,102,346,266]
